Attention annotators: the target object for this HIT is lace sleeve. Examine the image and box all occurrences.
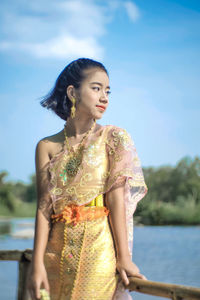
[105,126,147,255]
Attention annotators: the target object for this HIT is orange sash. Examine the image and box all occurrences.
[51,204,109,226]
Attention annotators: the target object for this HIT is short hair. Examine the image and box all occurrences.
[40,58,108,120]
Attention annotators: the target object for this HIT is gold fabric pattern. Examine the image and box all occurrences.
[45,215,119,300]
[44,125,147,299]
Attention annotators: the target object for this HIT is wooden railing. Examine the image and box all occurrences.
[0,249,200,300]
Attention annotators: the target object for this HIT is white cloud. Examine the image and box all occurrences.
[123,1,140,22]
[32,36,103,59]
[0,0,140,59]
[0,0,107,60]
[0,35,103,59]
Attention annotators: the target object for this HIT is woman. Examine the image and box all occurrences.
[28,58,147,300]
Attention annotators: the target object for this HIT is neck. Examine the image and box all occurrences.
[65,117,96,137]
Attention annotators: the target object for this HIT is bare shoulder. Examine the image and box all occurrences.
[36,130,65,168]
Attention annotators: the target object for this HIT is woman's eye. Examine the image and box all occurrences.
[93,87,100,91]
[92,87,111,96]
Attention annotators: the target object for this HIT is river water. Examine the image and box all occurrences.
[0,219,199,300]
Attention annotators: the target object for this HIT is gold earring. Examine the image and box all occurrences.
[70,97,76,118]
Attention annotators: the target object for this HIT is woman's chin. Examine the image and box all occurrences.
[93,111,105,120]
[95,115,103,120]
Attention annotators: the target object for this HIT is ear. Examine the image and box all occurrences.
[66,85,76,101]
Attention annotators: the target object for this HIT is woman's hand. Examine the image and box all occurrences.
[28,263,50,300]
[116,256,147,286]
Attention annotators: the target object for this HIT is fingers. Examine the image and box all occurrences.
[130,273,148,280]
[28,277,50,300]
[28,282,41,300]
[29,287,40,300]
[120,269,130,286]
[120,270,148,286]
[35,283,41,300]
[132,273,145,280]
[43,277,50,294]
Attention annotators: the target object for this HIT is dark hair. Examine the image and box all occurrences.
[40,58,108,120]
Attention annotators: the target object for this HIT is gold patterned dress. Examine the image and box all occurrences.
[42,125,147,300]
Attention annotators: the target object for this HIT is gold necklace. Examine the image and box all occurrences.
[63,120,96,177]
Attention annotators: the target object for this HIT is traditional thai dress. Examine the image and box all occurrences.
[41,125,147,300]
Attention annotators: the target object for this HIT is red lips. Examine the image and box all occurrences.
[96,105,106,110]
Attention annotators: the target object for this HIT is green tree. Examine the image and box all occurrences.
[12,181,27,202]
[25,174,37,202]
[0,171,16,211]
[136,156,200,225]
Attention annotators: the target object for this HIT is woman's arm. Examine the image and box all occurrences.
[28,140,51,300]
[106,184,146,286]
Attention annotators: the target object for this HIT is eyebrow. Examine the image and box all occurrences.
[90,82,110,89]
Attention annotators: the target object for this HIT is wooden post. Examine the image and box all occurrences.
[16,250,32,300]
[17,252,31,300]
[172,295,183,300]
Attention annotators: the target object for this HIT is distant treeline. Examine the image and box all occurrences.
[0,171,37,217]
[0,156,200,224]
[136,156,200,225]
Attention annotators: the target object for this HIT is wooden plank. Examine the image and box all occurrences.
[0,249,33,261]
[128,278,200,300]
[0,250,23,261]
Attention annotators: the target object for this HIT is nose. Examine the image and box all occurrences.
[100,90,109,103]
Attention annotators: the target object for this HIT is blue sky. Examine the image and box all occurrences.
[0,0,200,183]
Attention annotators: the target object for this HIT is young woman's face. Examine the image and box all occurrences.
[75,68,110,120]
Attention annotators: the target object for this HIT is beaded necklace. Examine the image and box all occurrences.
[63,120,96,177]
